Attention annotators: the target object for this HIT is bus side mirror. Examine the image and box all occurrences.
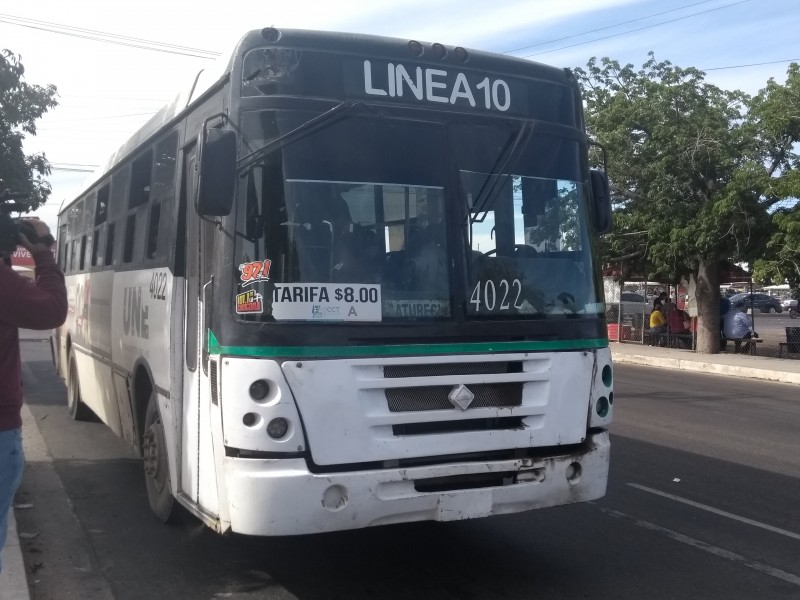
[197,129,237,216]
[590,169,613,235]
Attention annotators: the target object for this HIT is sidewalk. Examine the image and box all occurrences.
[610,341,800,385]
[2,341,797,600]
[0,510,28,600]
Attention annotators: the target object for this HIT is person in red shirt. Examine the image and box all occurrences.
[0,217,67,573]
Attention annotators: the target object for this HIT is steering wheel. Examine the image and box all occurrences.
[481,245,538,258]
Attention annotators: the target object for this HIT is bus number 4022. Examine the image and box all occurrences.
[470,279,524,311]
[149,272,167,301]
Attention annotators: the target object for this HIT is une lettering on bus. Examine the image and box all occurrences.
[362,60,511,112]
[123,286,149,339]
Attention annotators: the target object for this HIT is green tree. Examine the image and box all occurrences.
[575,53,773,353]
[749,64,800,299]
[0,50,58,209]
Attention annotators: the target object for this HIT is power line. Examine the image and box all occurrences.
[49,166,96,173]
[521,0,755,58]
[42,112,158,125]
[505,0,721,55]
[703,58,800,71]
[0,13,220,54]
[0,14,220,59]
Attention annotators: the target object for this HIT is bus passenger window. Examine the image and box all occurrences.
[70,239,79,273]
[104,223,116,266]
[123,215,136,263]
[130,150,153,208]
[146,204,161,259]
[95,183,110,225]
[91,228,102,267]
[79,235,87,271]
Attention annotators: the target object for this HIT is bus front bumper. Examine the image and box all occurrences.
[223,430,609,536]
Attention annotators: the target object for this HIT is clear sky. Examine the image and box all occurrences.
[1,0,797,230]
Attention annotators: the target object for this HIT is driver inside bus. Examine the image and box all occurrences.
[403,195,447,295]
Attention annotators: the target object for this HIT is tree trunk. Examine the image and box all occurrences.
[695,257,721,353]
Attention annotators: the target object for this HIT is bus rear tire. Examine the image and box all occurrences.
[67,352,92,421]
[142,391,179,523]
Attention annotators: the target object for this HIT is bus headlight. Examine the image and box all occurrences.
[267,417,289,440]
[249,379,270,401]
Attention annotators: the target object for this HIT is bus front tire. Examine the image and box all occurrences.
[67,352,92,421]
[142,392,179,523]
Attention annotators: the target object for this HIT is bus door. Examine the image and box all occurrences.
[179,142,222,518]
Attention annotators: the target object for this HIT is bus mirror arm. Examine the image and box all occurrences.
[201,277,213,368]
[236,101,361,175]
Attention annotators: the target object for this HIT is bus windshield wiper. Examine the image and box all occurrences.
[237,100,361,175]
[467,122,534,224]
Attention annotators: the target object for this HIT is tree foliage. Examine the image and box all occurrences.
[748,64,800,298]
[575,54,787,352]
[0,50,58,209]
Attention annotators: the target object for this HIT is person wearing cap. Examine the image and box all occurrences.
[723,301,756,353]
[0,218,67,573]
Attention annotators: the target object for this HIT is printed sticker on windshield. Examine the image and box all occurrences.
[235,289,264,314]
[271,283,381,322]
[239,259,272,287]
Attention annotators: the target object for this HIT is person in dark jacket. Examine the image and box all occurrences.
[0,218,67,573]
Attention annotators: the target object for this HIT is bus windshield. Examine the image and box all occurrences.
[454,122,600,319]
[234,110,601,322]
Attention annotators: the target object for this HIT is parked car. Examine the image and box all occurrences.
[605,292,652,327]
[728,293,783,313]
[620,292,652,317]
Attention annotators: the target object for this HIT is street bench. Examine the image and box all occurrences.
[721,336,763,355]
[644,330,694,349]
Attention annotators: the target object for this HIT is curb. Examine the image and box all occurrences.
[612,352,800,385]
[0,509,30,600]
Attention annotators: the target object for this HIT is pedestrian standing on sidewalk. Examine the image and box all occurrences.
[0,217,67,573]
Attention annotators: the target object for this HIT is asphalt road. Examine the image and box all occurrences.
[14,340,800,600]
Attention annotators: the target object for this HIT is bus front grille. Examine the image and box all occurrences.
[383,361,523,412]
[386,383,522,412]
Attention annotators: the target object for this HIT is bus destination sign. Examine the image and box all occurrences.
[345,59,529,115]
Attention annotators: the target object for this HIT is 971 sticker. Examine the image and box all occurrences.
[239,259,271,287]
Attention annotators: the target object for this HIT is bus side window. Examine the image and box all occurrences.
[123,148,155,264]
[79,234,88,271]
[123,214,137,263]
[147,132,178,261]
[104,222,116,266]
[145,205,161,260]
[95,183,110,226]
[130,150,153,209]
[63,239,71,273]
[70,239,79,273]
[91,226,103,267]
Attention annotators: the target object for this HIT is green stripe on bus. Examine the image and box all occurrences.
[207,331,608,357]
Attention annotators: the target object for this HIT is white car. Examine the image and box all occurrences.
[782,297,798,318]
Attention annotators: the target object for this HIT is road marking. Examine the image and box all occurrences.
[602,508,800,587]
[627,483,800,542]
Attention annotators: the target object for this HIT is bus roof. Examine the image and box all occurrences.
[64,28,575,215]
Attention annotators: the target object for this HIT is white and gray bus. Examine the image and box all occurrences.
[53,28,614,535]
